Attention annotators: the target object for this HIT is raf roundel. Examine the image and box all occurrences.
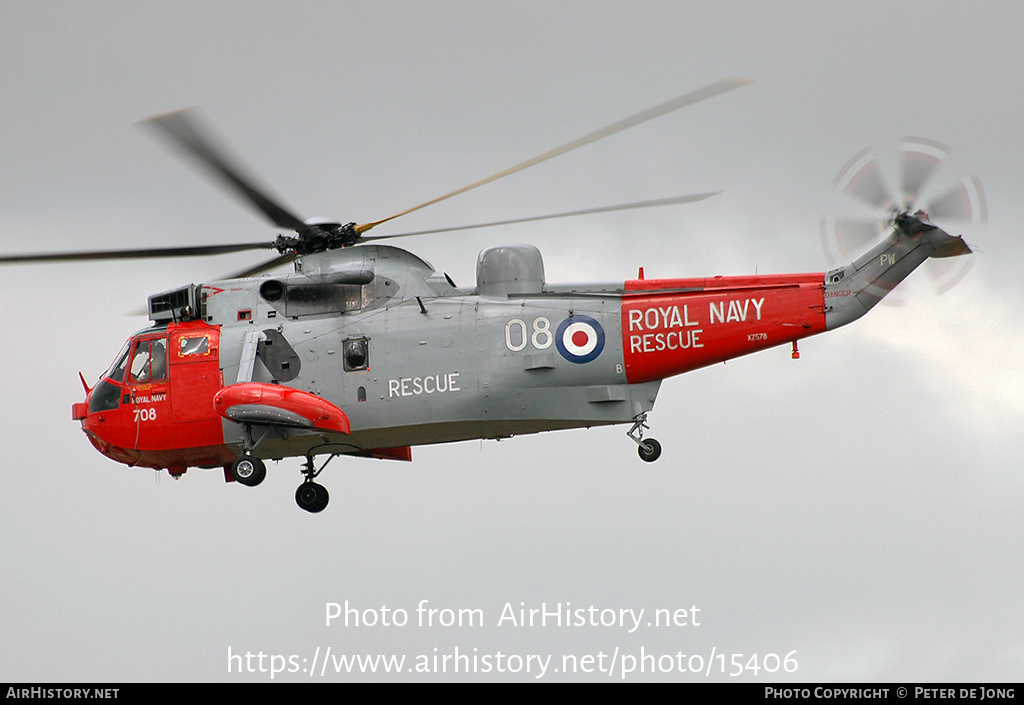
[555,315,606,364]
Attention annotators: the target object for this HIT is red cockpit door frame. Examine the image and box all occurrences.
[168,320,222,426]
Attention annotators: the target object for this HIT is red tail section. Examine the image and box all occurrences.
[621,273,827,383]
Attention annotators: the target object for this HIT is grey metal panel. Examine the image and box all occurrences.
[586,385,627,403]
[523,352,556,370]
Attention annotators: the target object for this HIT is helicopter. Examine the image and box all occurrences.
[0,78,973,513]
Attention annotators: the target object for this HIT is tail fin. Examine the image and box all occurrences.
[824,212,971,330]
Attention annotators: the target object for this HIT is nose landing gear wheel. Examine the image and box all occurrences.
[296,481,329,513]
[637,438,662,463]
[232,455,266,486]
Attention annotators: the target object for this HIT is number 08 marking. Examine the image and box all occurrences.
[505,317,552,352]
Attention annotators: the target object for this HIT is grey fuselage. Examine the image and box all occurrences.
[204,244,658,460]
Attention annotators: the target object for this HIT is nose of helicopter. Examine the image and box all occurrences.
[72,379,143,467]
[72,373,90,420]
[71,376,116,450]
[72,382,103,448]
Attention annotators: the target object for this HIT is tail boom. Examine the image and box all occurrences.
[824,213,971,330]
[620,214,970,384]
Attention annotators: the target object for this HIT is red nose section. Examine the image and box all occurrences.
[213,383,351,434]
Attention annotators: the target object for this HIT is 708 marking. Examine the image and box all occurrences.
[133,407,157,422]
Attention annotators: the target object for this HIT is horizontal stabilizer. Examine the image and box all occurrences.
[930,235,972,258]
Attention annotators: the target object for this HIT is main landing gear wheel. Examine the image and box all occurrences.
[637,438,662,463]
[296,481,329,513]
[232,455,266,486]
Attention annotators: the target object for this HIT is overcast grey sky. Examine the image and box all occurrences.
[1,1,1022,682]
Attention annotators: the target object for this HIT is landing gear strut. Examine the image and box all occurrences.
[627,412,662,463]
[232,423,271,486]
[295,454,334,513]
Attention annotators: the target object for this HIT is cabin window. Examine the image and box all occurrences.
[178,335,210,357]
[343,338,369,371]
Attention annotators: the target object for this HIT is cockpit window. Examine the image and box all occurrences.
[129,338,167,383]
[104,341,132,383]
[88,379,121,414]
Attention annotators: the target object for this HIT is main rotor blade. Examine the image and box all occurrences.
[0,241,275,265]
[355,78,752,235]
[143,109,310,232]
[361,192,721,240]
